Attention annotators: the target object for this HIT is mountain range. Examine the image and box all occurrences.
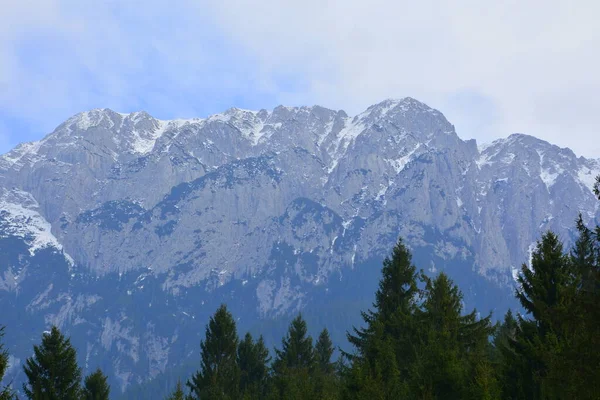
[1,97,598,395]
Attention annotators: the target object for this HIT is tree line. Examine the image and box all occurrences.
[1,177,599,399]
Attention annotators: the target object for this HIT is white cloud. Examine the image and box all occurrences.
[0,0,260,135]
[204,0,600,157]
[0,0,598,158]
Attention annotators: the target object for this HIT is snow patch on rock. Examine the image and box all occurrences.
[578,162,600,194]
[0,188,73,264]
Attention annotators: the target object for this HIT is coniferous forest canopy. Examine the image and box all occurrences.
[1,176,599,399]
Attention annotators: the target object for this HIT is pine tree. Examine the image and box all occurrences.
[82,368,110,400]
[188,304,240,400]
[552,210,600,397]
[572,214,596,274]
[343,321,403,400]
[22,326,82,400]
[315,329,334,375]
[237,333,270,399]
[314,329,339,398]
[271,314,315,399]
[514,232,580,399]
[347,239,418,354]
[273,314,314,373]
[516,232,574,328]
[492,310,525,399]
[344,238,419,398]
[165,381,186,400]
[412,273,496,400]
[0,326,14,400]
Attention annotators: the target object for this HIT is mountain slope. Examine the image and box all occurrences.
[1,97,598,394]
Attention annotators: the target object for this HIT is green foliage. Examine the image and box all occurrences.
[188,304,240,400]
[271,314,317,399]
[82,368,110,400]
[315,329,334,375]
[22,326,82,400]
[165,380,186,400]
[344,239,419,398]
[413,273,497,400]
[237,333,270,399]
[516,232,575,327]
[314,329,340,398]
[513,232,581,398]
[344,239,499,399]
[492,310,525,399]
[273,314,314,373]
[0,326,15,400]
[497,196,600,400]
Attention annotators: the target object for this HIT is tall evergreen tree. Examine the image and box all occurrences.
[22,326,82,400]
[315,329,334,375]
[273,314,314,373]
[188,304,240,400]
[0,326,14,400]
[344,238,419,398]
[516,232,574,328]
[513,232,580,399]
[314,329,339,399]
[82,368,110,400]
[412,273,496,400]
[572,214,596,274]
[165,381,186,400]
[237,333,270,399]
[553,203,600,397]
[492,310,525,400]
[271,314,315,399]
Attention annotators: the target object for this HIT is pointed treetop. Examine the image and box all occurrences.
[22,326,82,400]
[374,238,419,322]
[274,314,314,372]
[82,368,110,400]
[315,329,335,375]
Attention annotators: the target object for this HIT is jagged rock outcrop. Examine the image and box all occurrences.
[1,98,598,394]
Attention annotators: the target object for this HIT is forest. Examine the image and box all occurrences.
[1,176,599,400]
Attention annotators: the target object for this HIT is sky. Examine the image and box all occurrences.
[1,0,599,157]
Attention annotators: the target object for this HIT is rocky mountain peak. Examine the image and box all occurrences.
[1,97,599,394]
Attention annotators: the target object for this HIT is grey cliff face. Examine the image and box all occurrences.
[1,97,598,393]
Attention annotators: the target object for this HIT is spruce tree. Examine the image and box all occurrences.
[315,329,334,375]
[492,310,525,399]
[82,368,110,400]
[0,326,14,400]
[516,232,574,328]
[165,381,186,400]
[22,326,82,400]
[413,273,496,400]
[271,314,315,399]
[237,333,270,399]
[273,314,314,373]
[344,238,418,398]
[347,239,418,355]
[514,232,580,399]
[188,304,240,400]
[314,329,340,398]
[553,210,600,397]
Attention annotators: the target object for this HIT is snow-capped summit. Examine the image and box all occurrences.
[1,97,598,392]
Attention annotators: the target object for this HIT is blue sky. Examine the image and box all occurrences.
[1,0,599,157]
